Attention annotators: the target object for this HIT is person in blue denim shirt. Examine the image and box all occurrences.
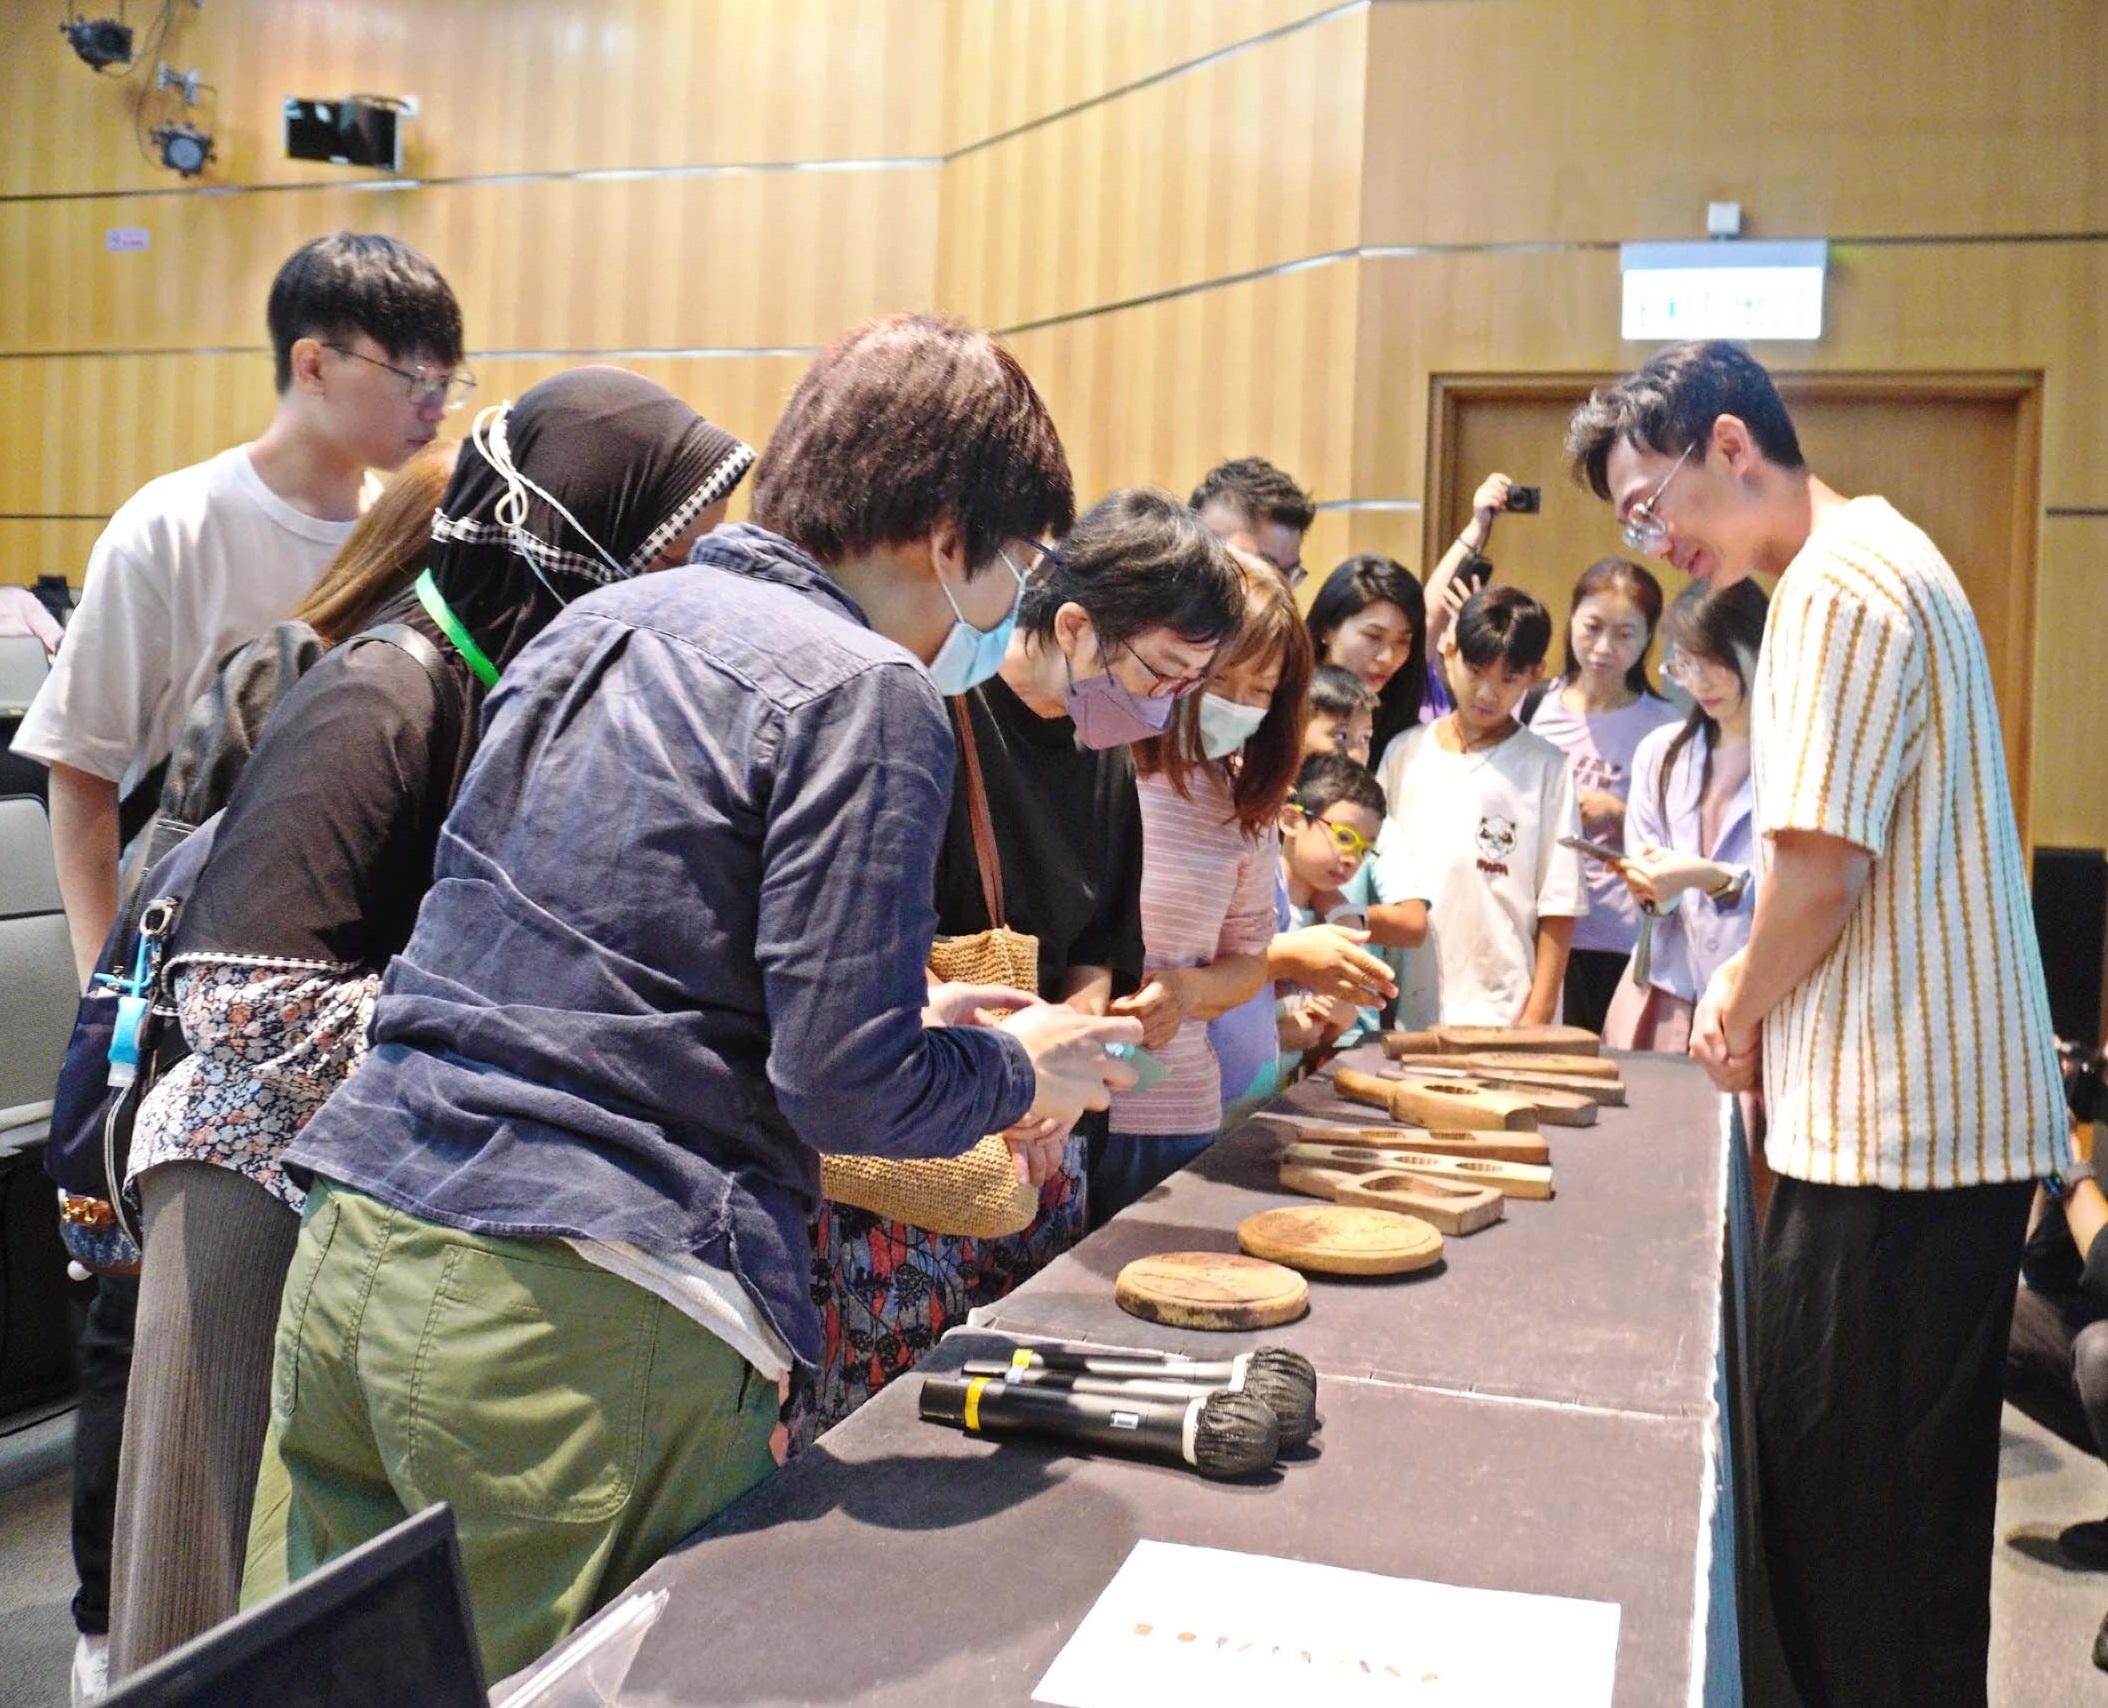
[244,316,1144,1677]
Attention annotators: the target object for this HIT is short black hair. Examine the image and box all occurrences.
[1291,752,1386,823]
[1188,456,1316,535]
[1453,583,1552,674]
[1305,554,1427,764]
[1020,487,1242,651]
[1309,663,1378,719]
[267,232,464,394]
[1566,340,1805,501]
[753,313,1074,572]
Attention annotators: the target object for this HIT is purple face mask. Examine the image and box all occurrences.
[1065,660,1175,749]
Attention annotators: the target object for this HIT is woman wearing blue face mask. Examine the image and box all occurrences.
[801,486,1244,1441]
[106,367,754,1679]
[1091,549,1314,1224]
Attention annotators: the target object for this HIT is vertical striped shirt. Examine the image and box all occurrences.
[1751,497,2066,1190]
[1108,767,1281,1136]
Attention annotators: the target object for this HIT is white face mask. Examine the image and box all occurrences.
[1196,691,1269,759]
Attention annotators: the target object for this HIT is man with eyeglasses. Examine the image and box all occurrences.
[1569,341,2066,1706]
[1190,455,1316,589]
[10,229,462,1706]
[15,231,466,990]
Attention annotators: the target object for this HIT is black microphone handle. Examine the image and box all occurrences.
[921,1375,1200,1466]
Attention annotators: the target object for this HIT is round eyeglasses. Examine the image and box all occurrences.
[1621,443,1694,556]
[1289,802,1376,863]
[326,343,478,412]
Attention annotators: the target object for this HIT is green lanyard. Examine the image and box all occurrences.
[415,569,499,688]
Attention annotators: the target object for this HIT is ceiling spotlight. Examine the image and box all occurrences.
[61,14,133,69]
[151,119,213,177]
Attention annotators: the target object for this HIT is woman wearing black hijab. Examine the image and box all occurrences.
[107,366,754,1682]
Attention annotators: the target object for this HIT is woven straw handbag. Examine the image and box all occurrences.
[818,700,1042,1238]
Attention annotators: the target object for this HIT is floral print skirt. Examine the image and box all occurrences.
[787,1131,1089,1453]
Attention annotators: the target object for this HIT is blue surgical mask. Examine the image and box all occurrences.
[926,547,1029,697]
[1197,691,1268,759]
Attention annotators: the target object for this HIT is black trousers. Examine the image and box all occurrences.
[1561,947,1629,1035]
[71,1272,138,1636]
[2004,1280,2108,1463]
[1756,1174,2033,1708]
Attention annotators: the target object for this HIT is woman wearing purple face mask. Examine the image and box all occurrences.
[799,487,1244,1444]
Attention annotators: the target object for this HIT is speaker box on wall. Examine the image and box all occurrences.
[2033,846,2107,1049]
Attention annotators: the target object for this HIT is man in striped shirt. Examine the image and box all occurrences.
[1569,342,2066,1707]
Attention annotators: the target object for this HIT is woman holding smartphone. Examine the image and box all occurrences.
[1601,579,1767,1050]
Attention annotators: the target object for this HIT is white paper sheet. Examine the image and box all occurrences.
[1033,1540,1621,1708]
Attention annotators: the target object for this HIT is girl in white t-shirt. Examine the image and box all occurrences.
[1374,586,1586,1026]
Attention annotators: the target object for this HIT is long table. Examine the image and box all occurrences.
[511,1046,1745,1706]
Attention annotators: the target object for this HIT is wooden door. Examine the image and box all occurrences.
[1429,374,2040,836]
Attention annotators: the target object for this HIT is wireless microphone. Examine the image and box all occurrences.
[920,1375,1279,1479]
[962,1352,1317,1448]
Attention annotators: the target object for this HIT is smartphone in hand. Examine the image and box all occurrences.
[1559,833,1625,866]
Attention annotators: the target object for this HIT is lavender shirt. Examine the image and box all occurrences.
[1526,682,1680,953]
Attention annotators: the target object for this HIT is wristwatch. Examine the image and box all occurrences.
[1707,868,1746,905]
[2047,1156,2096,1201]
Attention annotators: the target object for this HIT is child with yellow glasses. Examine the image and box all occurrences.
[1272,753,1409,1072]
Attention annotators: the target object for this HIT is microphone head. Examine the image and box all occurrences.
[1191,1391,1281,1479]
[1249,1346,1318,1392]
[1240,1360,1318,1448]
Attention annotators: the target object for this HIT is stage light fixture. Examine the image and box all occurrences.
[150,118,213,177]
[61,13,133,69]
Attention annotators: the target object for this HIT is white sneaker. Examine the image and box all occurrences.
[70,1632,110,1705]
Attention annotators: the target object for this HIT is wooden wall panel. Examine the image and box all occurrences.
[2033,518,2108,850]
[941,0,1339,154]
[1,167,940,356]
[1,0,945,197]
[0,352,805,522]
[1351,241,2108,519]
[0,519,104,584]
[1362,0,2108,246]
[937,4,1366,328]
[1001,262,1362,533]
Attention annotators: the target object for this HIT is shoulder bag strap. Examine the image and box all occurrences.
[948,696,1006,930]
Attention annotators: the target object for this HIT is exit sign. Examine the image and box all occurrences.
[1620,240,1827,341]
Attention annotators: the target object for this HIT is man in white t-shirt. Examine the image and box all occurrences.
[1374,584,1585,1026]
[1569,341,2065,1703]
[13,231,466,988]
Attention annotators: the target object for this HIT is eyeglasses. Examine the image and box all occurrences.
[1115,636,1213,700]
[325,343,478,412]
[1622,443,1694,555]
[1662,650,1734,690]
[1289,802,1376,863]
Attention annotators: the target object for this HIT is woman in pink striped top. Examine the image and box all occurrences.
[1092,554,1314,1224]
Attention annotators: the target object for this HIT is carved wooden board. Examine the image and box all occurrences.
[1251,1110,1553,1166]
[1281,1140,1556,1201]
[1335,1067,1545,1131]
[1278,1161,1504,1236]
[1384,1024,1601,1058]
